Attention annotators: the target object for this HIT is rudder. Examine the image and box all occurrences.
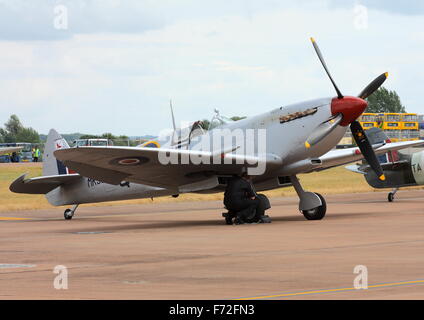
[42,129,71,176]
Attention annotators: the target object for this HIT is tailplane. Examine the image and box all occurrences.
[10,129,81,195]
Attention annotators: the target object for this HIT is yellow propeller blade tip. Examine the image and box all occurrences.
[310,37,315,43]
[385,72,389,78]
[305,141,311,149]
[379,174,386,181]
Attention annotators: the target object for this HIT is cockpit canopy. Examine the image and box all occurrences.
[158,109,237,148]
[207,109,235,130]
[173,121,205,145]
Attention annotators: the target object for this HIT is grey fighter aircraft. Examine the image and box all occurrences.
[10,38,424,220]
[346,127,424,202]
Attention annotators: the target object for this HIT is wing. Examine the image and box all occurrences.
[312,140,424,172]
[0,146,23,156]
[346,160,410,175]
[54,146,282,188]
[10,173,82,194]
[345,164,366,174]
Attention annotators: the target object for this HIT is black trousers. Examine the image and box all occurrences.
[226,199,257,221]
[227,195,270,222]
[254,194,269,219]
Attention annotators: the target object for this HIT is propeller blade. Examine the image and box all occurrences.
[310,37,343,99]
[305,114,343,148]
[358,72,388,99]
[350,120,385,181]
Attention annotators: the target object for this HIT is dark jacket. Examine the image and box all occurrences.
[224,176,255,208]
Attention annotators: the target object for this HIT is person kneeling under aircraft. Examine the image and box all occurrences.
[223,173,271,225]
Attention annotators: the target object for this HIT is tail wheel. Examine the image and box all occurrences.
[302,193,326,220]
[388,192,394,202]
[64,209,74,220]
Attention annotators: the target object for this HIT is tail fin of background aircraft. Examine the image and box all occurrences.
[365,127,399,163]
[365,127,388,145]
[42,129,73,176]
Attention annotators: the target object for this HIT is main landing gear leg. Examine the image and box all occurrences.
[64,204,79,220]
[290,175,327,220]
[388,188,398,202]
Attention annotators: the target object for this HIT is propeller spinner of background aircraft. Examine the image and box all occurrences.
[10,38,424,220]
[347,127,424,202]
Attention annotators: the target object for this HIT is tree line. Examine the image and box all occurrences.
[0,115,40,144]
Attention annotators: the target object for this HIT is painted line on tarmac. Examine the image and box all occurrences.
[0,217,31,221]
[236,279,424,300]
[0,264,35,268]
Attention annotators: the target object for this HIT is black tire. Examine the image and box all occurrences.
[64,209,73,220]
[225,216,233,225]
[388,192,394,202]
[302,193,326,220]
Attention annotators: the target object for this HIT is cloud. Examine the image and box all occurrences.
[328,0,424,16]
[0,1,423,136]
[0,0,169,40]
[0,0,299,41]
[0,0,422,41]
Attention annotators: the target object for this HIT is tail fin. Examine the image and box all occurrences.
[42,129,72,176]
[365,127,388,145]
[365,127,399,163]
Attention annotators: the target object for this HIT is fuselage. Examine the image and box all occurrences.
[47,96,350,206]
[364,150,424,189]
[47,176,173,206]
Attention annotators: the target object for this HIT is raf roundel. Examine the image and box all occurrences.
[118,158,141,165]
[109,156,149,166]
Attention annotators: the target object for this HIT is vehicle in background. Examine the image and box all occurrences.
[400,113,420,141]
[0,143,33,163]
[379,113,402,141]
[72,139,113,147]
[357,113,419,142]
[359,113,379,130]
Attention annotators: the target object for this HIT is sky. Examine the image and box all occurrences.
[0,0,423,136]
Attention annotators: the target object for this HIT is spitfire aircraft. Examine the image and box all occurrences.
[347,127,424,202]
[10,38,424,220]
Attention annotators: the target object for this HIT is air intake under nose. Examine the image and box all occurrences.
[331,96,368,126]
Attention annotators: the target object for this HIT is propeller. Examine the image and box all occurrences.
[350,120,385,180]
[310,37,388,180]
[358,72,389,99]
[310,38,343,99]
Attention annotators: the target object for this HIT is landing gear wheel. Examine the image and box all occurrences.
[388,192,394,202]
[302,193,326,220]
[64,209,74,220]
